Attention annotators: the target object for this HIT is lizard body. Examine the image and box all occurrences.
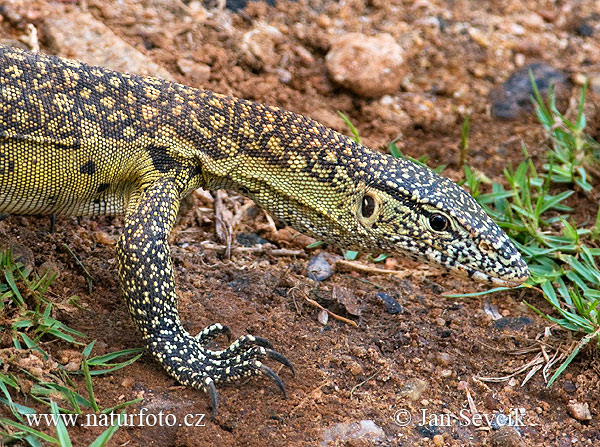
[0,45,528,414]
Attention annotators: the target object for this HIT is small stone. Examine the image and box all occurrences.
[307,254,334,281]
[416,423,439,438]
[489,63,570,120]
[562,380,577,393]
[398,378,427,401]
[240,23,283,71]
[333,286,361,316]
[493,316,532,331]
[434,317,446,327]
[349,361,363,376]
[57,350,82,372]
[376,292,403,314]
[440,369,452,378]
[589,73,600,95]
[436,352,452,367]
[321,420,385,446]
[93,231,115,245]
[567,401,592,421]
[316,14,331,28]
[490,412,510,430]
[577,23,594,36]
[433,434,444,446]
[121,377,135,388]
[490,426,525,447]
[176,58,211,83]
[384,257,398,270]
[236,233,269,247]
[38,261,60,280]
[325,33,405,98]
[318,309,329,326]
[514,53,525,67]
[8,242,34,269]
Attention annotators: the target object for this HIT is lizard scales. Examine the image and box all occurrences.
[0,45,528,414]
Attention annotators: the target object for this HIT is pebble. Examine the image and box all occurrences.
[435,352,452,367]
[8,242,34,269]
[433,434,444,446]
[318,309,329,326]
[306,254,334,281]
[493,316,532,331]
[321,420,385,446]
[333,286,361,316]
[240,23,283,71]
[236,232,269,247]
[589,73,600,95]
[398,378,427,401]
[93,231,115,245]
[38,261,60,280]
[490,426,525,447]
[177,58,211,83]
[567,401,592,421]
[375,292,403,314]
[489,63,570,120]
[325,33,405,98]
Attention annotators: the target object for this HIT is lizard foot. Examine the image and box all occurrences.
[150,324,294,419]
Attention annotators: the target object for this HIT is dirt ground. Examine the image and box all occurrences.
[1,0,600,446]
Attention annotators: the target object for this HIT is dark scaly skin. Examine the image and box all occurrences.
[0,46,529,415]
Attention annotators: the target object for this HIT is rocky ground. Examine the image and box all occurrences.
[1,0,600,446]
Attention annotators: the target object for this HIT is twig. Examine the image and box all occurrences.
[200,242,305,257]
[62,243,93,294]
[336,259,436,279]
[350,366,385,400]
[293,287,358,328]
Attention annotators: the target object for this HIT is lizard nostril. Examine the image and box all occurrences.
[479,240,491,253]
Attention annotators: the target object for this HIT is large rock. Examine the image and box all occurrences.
[43,9,174,80]
[326,33,405,98]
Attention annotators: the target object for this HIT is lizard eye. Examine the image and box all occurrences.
[429,213,449,232]
[361,194,376,218]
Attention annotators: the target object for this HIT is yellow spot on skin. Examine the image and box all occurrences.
[241,121,254,139]
[53,92,74,112]
[141,104,159,121]
[80,118,102,137]
[208,97,223,108]
[126,91,137,104]
[145,86,161,100]
[107,110,128,122]
[95,83,106,93]
[80,87,91,99]
[172,104,183,116]
[5,53,25,61]
[123,126,136,138]
[209,114,226,128]
[4,65,23,78]
[2,84,22,100]
[100,96,116,109]
[109,76,121,88]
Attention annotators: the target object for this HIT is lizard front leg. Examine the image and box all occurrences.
[116,177,293,417]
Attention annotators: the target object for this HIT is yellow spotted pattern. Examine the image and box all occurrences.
[0,46,529,410]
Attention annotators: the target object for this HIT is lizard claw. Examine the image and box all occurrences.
[256,362,287,399]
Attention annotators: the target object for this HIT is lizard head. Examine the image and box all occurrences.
[342,152,530,287]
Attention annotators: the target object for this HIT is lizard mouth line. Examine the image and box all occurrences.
[450,259,529,287]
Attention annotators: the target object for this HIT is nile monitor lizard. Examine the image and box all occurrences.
[0,45,528,415]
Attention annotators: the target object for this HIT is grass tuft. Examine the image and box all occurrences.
[0,248,142,446]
